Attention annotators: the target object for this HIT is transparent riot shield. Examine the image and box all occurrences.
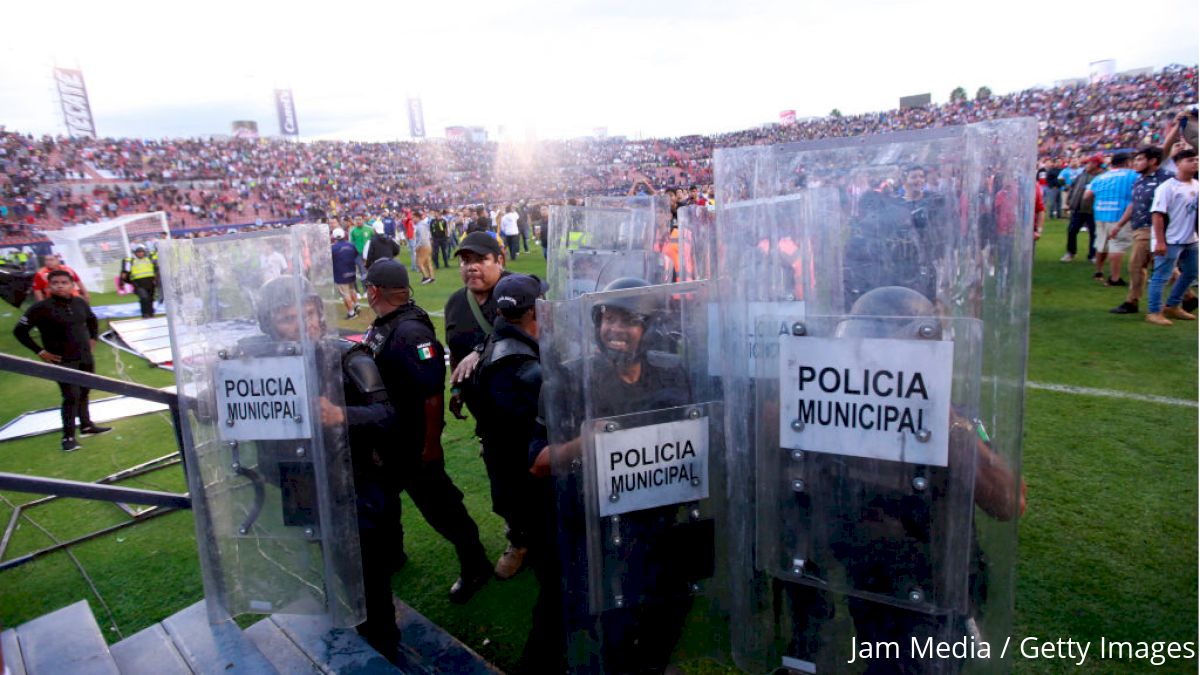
[676,205,716,282]
[158,223,365,627]
[716,119,1035,673]
[539,280,730,673]
[547,203,675,300]
[560,248,673,300]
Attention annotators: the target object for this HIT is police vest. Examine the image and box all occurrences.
[126,257,155,281]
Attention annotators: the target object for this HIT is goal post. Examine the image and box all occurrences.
[44,212,170,293]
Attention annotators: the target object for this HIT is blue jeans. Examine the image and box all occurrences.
[354,256,366,291]
[1147,242,1198,313]
[407,237,420,270]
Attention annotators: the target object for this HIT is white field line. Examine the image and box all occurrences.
[1026,381,1198,408]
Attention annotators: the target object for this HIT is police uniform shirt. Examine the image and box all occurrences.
[589,354,691,418]
[442,271,511,366]
[14,296,98,364]
[475,319,542,446]
[363,303,445,452]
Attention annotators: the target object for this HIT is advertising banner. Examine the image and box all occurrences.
[54,68,97,139]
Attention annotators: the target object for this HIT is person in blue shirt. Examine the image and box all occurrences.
[1086,152,1140,285]
[330,227,361,319]
[1110,146,1175,314]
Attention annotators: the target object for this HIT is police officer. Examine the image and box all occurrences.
[14,269,111,451]
[361,259,493,603]
[121,243,159,318]
[544,277,704,673]
[781,286,1026,674]
[254,275,403,661]
[471,274,546,577]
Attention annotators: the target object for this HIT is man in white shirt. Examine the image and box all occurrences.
[1145,148,1199,326]
[499,205,521,260]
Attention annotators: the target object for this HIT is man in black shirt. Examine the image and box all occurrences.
[473,275,545,582]
[14,269,111,451]
[442,232,522,575]
[362,259,492,603]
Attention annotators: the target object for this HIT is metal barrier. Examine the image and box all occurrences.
[0,353,190,571]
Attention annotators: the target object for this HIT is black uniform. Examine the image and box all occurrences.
[473,318,542,550]
[537,349,706,674]
[14,295,98,440]
[338,341,403,657]
[362,301,490,580]
[442,275,510,368]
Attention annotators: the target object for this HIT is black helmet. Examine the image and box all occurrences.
[590,277,660,324]
[591,277,662,363]
[834,286,940,339]
[255,275,325,339]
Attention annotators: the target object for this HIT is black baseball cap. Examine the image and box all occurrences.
[494,274,548,313]
[364,259,410,288]
[454,232,504,258]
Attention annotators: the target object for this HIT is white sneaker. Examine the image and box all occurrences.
[1059,253,1074,262]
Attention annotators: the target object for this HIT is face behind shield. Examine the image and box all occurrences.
[256,275,327,342]
[590,277,663,367]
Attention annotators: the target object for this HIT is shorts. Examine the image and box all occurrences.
[1095,220,1131,254]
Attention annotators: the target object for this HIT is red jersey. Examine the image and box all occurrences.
[32,265,84,297]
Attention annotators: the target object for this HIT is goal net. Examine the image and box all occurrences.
[45,212,170,293]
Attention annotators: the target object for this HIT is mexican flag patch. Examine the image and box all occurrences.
[417,343,435,361]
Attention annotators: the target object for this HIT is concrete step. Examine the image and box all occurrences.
[109,623,190,675]
[243,618,324,675]
[394,601,502,675]
[12,600,120,675]
[1,628,26,675]
[160,600,277,675]
[267,612,404,674]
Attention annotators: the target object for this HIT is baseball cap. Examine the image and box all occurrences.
[454,231,504,258]
[1085,154,1104,165]
[494,274,548,313]
[364,259,410,289]
[331,227,346,239]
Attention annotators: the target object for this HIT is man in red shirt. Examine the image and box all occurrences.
[31,253,91,303]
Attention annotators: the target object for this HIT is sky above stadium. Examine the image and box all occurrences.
[1,0,1196,142]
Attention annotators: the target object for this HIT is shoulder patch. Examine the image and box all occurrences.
[416,342,435,361]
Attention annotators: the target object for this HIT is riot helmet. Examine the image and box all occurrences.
[256,275,326,341]
[834,285,942,340]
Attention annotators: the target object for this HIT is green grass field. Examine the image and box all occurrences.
[0,225,1195,674]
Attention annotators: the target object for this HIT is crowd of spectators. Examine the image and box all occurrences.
[0,65,1194,246]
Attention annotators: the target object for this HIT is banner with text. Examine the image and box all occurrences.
[54,68,97,139]
[274,89,300,137]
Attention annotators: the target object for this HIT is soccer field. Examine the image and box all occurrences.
[0,222,1195,673]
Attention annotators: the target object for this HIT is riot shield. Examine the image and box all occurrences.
[676,205,716,282]
[715,120,1035,673]
[546,204,674,301]
[539,280,730,673]
[159,223,365,627]
[560,248,674,300]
